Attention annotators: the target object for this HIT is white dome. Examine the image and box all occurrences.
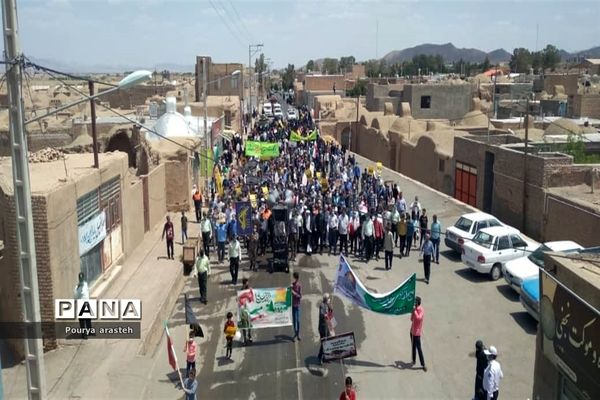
[146,97,197,140]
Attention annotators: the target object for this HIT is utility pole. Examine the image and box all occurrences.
[248,43,263,117]
[202,57,209,171]
[1,0,47,398]
[522,97,529,234]
[88,81,99,168]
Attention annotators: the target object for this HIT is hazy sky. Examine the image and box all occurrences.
[12,0,600,70]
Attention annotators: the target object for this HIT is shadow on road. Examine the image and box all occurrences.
[344,358,387,368]
[454,268,490,283]
[496,285,520,302]
[393,360,421,370]
[216,356,235,366]
[510,311,538,335]
[304,355,326,376]
[441,249,461,262]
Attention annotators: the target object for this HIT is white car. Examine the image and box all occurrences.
[503,240,583,293]
[461,226,538,280]
[287,108,297,120]
[263,102,273,117]
[445,212,503,254]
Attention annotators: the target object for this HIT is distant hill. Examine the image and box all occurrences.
[380,43,600,65]
[382,43,510,64]
[561,46,600,60]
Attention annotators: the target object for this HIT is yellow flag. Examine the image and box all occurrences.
[262,186,269,197]
[249,194,257,208]
[376,162,383,170]
[316,172,321,179]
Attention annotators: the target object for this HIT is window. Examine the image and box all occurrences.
[486,219,502,228]
[454,217,472,232]
[473,231,494,249]
[231,76,239,89]
[438,159,445,172]
[509,234,527,248]
[497,236,511,250]
[420,95,431,109]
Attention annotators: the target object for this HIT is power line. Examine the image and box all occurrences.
[207,0,245,48]
[225,0,253,41]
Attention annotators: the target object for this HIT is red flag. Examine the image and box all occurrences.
[164,324,179,373]
[166,332,177,370]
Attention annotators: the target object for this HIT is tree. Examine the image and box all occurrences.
[509,48,533,73]
[480,57,491,72]
[339,56,356,73]
[322,58,339,74]
[282,64,295,91]
[542,44,561,71]
[306,59,315,72]
[346,79,367,97]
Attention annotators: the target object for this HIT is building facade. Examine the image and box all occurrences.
[195,56,244,101]
[533,252,600,400]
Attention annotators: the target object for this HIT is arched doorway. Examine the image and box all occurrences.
[106,130,135,168]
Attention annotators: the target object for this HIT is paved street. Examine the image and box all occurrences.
[146,154,537,400]
[1,154,536,400]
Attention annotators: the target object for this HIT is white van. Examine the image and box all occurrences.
[263,102,273,117]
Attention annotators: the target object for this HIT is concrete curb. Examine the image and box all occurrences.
[137,265,185,356]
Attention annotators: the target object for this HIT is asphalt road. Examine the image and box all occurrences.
[145,154,537,400]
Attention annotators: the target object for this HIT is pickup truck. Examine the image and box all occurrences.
[461,226,538,280]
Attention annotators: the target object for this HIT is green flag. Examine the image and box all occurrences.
[334,255,416,315]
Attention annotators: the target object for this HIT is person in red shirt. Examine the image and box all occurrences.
[410,296,427,371]
[339,376,356,400]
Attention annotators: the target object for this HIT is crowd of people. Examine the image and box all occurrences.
[174,103,504,400]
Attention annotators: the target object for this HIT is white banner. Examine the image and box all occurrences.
[78,211,107,255]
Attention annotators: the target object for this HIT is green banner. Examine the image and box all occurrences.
[245,141,280,159]
[245,141,262,157]
[334,255,416,315]
[290,130,318,142]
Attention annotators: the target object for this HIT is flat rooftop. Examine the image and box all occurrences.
[548,185,600,213]
[0,152,127,195]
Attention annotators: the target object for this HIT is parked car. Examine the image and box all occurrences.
[461,226,538,280]
[503,241,583,293]
[520,276,539,321]
[445,212,503,254]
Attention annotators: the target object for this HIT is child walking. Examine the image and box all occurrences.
[223,312,237,359]
[183,331,197,376]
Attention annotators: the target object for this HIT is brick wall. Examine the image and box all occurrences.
[0,193,56,360]
[571,94,600,118]
[100,85,175,109]
[542,74,579,96]
[304,75,345,92]
[146,163,167,230]
[543,195,600,246]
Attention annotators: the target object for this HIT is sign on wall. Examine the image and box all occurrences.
[78,211,107,256]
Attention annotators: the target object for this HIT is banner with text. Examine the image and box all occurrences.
[290,130,318,142]
[78,211,107,255]
[245,141,280,159]
[236,287,292,329]
[321,332,357,362]
[334,255,416,315]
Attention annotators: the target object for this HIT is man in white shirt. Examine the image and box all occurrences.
[328,210,339,256]
[338,210,349,255]
[483,346,503,400]
[228,235,241,285]
[362,215,375,262]
[74,272,92,339]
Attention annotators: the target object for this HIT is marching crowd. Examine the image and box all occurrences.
[171,104,503,400]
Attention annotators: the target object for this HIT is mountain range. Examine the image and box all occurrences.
[381,42,600,65]
[25,56,195,74]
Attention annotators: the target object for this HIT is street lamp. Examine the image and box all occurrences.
[25,70,152,169]
[25,70,153,125]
